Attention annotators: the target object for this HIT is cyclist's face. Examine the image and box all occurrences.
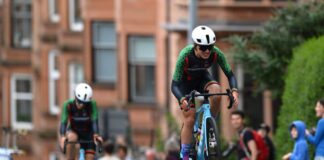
[195,45,213,59]
[231,114,243,130]
[75,99,88,108]
[315,101,324,117]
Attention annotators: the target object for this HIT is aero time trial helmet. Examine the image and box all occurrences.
[75,83,93,102]
[191,25,216,45]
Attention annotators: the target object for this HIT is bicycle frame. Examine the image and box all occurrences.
[186,89,234,160]
[63,139,102,160]
[194,101,213,160]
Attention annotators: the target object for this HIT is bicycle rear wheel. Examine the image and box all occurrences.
[205,117,222,160]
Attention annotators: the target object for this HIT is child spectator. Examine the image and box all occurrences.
[282,121,309,160]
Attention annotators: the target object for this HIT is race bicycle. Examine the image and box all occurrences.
[63,139,102,160]
[183,89,234,160]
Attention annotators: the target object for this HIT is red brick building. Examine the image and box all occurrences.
[0,0,299,159]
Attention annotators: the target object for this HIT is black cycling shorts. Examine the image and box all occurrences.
[77,132,96,153]
[67,129,96,153]
[179,72,219,95]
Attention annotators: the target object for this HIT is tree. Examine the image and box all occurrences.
[274,36,324,159]
[229,0,324,97]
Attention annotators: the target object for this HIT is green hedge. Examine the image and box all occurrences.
[274,36,324,159]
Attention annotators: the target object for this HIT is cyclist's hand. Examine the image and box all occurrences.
[180,99,190,111]
[60,136,66,150]
[93,134,103,144]
[232,91,239,108]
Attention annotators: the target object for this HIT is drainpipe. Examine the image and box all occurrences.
[188,0,197,44]
[166,0,171,112]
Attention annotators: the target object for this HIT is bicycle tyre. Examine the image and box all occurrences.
[205,117,222,160]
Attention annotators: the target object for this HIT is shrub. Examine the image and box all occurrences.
[274,36,324,159]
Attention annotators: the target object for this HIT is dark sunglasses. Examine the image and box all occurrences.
[199,45,214,52]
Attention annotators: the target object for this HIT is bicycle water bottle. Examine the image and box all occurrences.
[197,128,201,143]
[80,149,85,160]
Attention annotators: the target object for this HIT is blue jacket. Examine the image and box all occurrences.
[306,118,324,157]
[289,121,309,160]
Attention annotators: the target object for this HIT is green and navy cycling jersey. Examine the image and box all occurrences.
[171,45,238,103]
[60,99,99,136]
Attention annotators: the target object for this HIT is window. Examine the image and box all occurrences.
[10,74,33,130]
[128,36,156,103]
[99,109,131,143]
[49,0,60,22]
[92,22,117,84]
[11,0,32,48]
[49,50,60,115]
[69,0,83,31]
[69,62,84,98]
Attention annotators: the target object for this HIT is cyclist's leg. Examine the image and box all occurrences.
[85,151,95,160]
[205,82,221,116]
[86,150,95,160]
[81,133,96,160]
[181,108,196,159]
[179,83,197,160]
[202,73,221,117]
[66,131,79,160]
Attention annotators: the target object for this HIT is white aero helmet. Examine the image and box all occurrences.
[74,83,93,102]
[191,25,216,45]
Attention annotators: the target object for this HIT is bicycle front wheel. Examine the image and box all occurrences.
[205,117,222,160]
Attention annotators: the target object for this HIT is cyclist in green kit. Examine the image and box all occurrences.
[59,83,103,160]
[171,25,239,160]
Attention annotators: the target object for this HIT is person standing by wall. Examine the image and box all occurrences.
[282,121,309,160]
[306,99,324,160]
[99,140,120,160]
[258,123,275,160]
[231,111,259,160]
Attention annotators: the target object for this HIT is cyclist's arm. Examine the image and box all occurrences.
[171,80,185,103]
[214,47,238,91]
[171,45,192,103]
[60,100,70,136]
[90,100,99,134]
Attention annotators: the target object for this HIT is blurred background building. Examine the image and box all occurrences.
[0,0,303,159]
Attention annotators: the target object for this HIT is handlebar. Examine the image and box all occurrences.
[185,89,235,110]
[62,138,103,154]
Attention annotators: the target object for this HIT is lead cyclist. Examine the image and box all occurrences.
[171,25,239,160]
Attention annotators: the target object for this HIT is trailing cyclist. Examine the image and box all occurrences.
[171,25,239,160]
[59,83,103,160]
